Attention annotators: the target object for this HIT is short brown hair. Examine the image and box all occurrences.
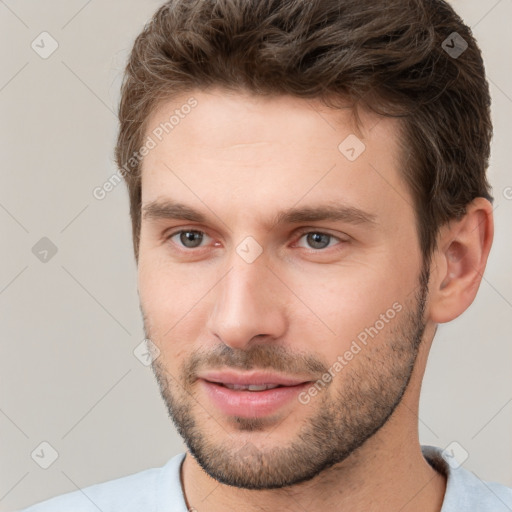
[115,0,493,264]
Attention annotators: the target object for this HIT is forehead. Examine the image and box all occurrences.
[144,88,390,155]
[139,88,412,230]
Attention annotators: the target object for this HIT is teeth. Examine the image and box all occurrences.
[223,383,281,391]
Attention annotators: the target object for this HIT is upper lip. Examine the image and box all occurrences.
[198,370,312,387]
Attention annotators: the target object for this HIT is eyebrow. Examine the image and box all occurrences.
[141,199,377,228]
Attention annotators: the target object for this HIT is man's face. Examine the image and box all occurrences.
[137,88,429,489]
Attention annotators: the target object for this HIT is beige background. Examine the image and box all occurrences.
[1,1,511,510]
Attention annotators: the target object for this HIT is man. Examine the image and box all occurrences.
[20,0,512,510]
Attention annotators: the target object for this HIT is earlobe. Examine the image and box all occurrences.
[429,198,494,324]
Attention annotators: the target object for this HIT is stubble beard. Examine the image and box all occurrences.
[147,267,430,490]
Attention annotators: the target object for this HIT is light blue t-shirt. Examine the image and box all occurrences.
[17,445,512,511]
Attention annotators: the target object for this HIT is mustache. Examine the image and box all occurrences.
[180,343,329,386]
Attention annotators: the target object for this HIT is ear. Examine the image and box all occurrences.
[428,197,494,324]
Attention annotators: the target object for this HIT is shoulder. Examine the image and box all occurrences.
[421,445,512,512]
[17,453,187,512]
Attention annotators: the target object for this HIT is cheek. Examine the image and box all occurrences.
[137,257,213,357]
[138,251,201,313]
[288,262,412,351]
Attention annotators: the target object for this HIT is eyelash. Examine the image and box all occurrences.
[165,228,347,253]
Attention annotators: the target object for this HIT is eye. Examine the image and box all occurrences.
[165,228,346,253]
[295,231,344,250]
[167,229,212,249]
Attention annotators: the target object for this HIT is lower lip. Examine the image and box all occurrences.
[199,379,311,417]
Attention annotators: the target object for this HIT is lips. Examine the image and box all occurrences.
[198,369,311,389]
[197,370,313,417]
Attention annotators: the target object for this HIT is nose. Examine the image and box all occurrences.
[206,248,287,350]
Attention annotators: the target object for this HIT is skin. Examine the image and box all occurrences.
[137,87,493,512]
